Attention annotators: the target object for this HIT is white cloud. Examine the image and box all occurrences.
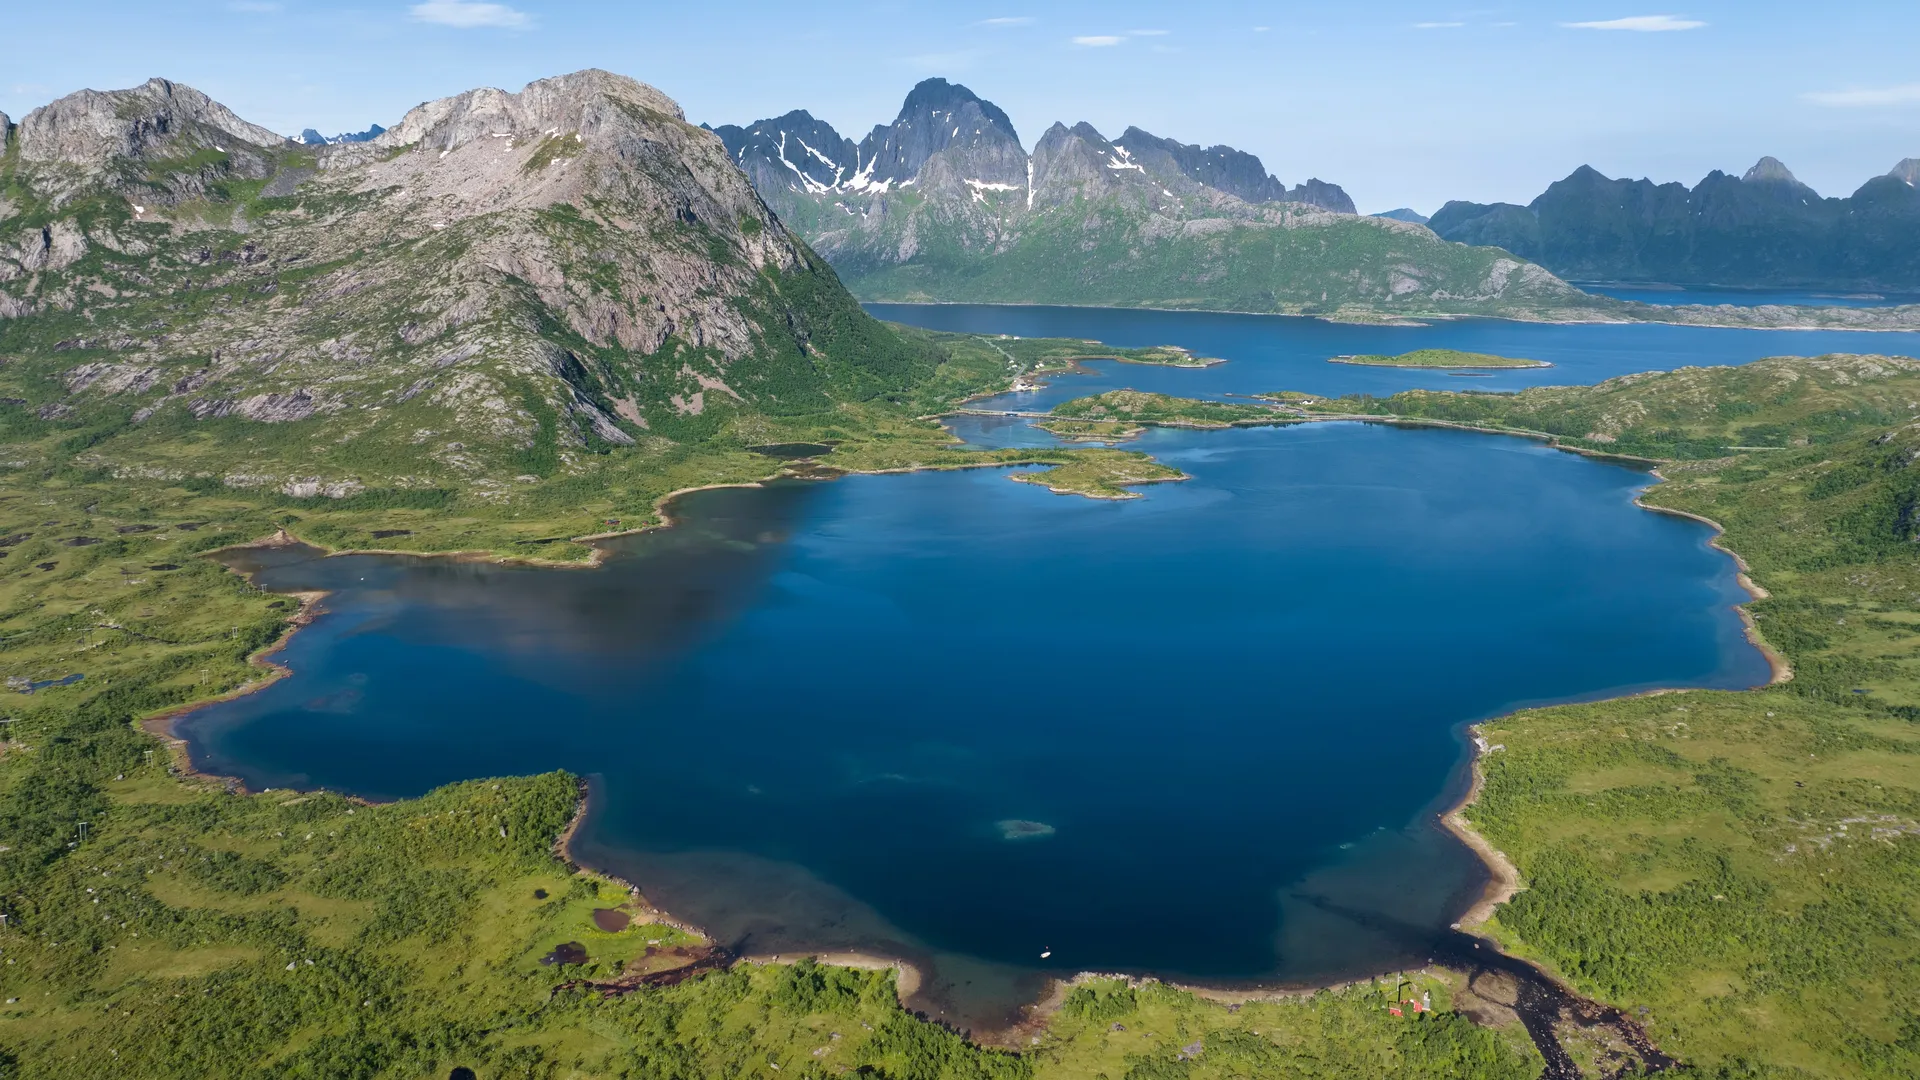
[1252,26,1270,32]
[409,1,531,29]
[977,16,1033,27]
[1562,14,1705,31]
[1803,83,1920,108]
[1414,21,1465,28]
[228,1,283,11]
[1071,35,1124,46]
[1128,29,1169,36]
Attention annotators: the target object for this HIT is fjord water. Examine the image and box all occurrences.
[868,302,1920,411]
[182,412,1769,1028]
[1576,283,1920,308]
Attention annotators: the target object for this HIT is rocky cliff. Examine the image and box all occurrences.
[0,70,930,497]
[1429,157,1920,289]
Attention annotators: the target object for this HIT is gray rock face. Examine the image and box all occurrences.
[1891,159,1920,187]
[1286,178,1357,215]
[1742,156,1800,185]
[854,78,1024,187]
[372,69,684,153]
[2,69,897,483]
[1029,122,1157,209]
[710,110,858,194]
[1113,126,1287,203]
[17,77,286,167]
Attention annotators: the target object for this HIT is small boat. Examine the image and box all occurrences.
[1040,948,1052,959]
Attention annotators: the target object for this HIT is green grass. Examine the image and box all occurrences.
[1049,390,1286,429]
[1032,418,1149,442]
[1275,352,1920,460]
[1329,349,1549,369]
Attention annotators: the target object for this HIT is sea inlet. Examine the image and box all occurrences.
[172,309,1827,1031]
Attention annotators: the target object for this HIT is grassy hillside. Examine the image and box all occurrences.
[843,201,1588,320]
[1276,353,1920,459]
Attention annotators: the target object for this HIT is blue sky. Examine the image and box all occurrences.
[6,1,1918,213]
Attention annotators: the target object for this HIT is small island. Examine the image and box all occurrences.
[1047,390,1290,430]
[1328,348,1551,369]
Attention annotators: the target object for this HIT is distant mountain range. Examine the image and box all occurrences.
[1429,157,1920,290]
[709,79,1583,317]
[1372,208,1429,225]
[711,80,1356,215]
[296,123,385,145]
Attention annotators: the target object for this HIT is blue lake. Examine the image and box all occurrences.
[177,307,1811,1029]
[867,302,1920,413]
[1576,283,1920,309]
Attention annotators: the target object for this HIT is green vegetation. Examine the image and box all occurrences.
[835,201,1589,321]
[1328,349,1549,369]
[1032,418,1148,442]
[1049,390,1286,429]
[1007,450,1186,498]
[1031,977,1537,1080]
[1273,352,1920,459]
[1264,352,1920,1077]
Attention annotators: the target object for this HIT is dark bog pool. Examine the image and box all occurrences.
[179,418,1768,1030]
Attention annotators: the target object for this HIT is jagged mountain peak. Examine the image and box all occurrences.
[1891,158,1920,187]
[16,77,287,170]
[297,123,385,146]
[1742,156,1800,185]
[857,78,1024,187]
[372,69,684,154]
[709,110,858,196]
[896,78,1017,139]
[1108,125,1354,213]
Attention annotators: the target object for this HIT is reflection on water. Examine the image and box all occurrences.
[181,421,1768,1031]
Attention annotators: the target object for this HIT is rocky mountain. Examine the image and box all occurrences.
[1428,157,1920,289]
[296,123,386,145]
[0,71,932,498]
[1372,208,1430,225]
[1106,127,1355,213]
[714,80,1576,316]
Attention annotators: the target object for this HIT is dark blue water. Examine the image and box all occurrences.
[181,418,1768,1029]
[1577,283,1920,308]
[868,302,1920,412]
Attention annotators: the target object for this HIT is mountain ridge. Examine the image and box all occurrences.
[1429,156,1920,289]
[713,79,1584,316]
